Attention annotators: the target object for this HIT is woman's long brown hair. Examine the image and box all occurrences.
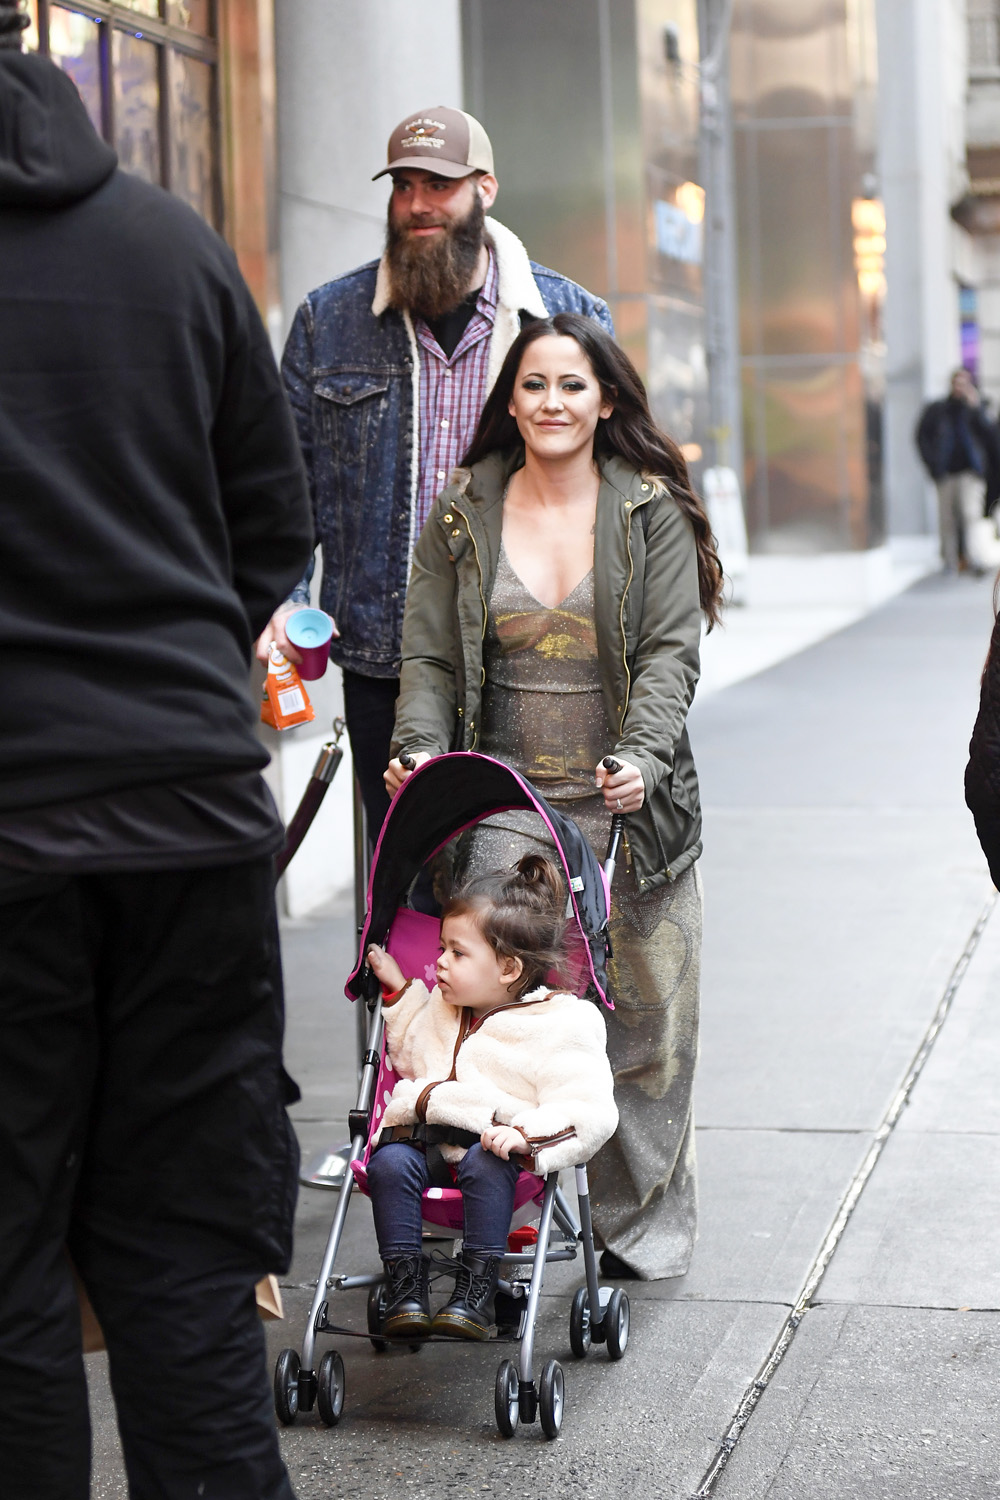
[462,312,725,628]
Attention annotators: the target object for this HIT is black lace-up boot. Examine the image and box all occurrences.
[382,1254,431,1338]
[430,1251,502,1340]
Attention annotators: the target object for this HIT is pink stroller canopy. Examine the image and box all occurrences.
[346,753,613,1007]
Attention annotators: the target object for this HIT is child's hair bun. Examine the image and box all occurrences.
[514,853,563,912]
[515,853,548,883]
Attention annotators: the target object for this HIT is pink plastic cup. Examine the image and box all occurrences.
[285,609,334,680]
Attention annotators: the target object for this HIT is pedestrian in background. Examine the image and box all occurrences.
[965,596,1000,885]
[258,105,612,838]
[916,367,1000,572]
[0,14,312,1499]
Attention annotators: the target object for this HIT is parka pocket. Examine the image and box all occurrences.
[668,760,700,817]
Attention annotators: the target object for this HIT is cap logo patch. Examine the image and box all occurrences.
[403,116,447,150]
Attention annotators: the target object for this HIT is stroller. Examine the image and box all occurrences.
[274,752,632,1440]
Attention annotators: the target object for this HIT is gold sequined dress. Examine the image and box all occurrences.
[455,544,700,1280]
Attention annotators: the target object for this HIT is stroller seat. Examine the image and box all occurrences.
[348,907,547,1234]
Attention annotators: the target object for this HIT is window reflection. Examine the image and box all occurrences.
[732,0,881,553]
[744,363,866,552]
[113,31,161,185]
[23,0,39,51]
[736,122,856,359]
[731,0,851,121]
[49,8,102,134]
[166,0,211,35]
[169,52,215,223]
[26,0,222,258]
[117,0,160,19]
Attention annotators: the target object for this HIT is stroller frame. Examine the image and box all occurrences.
[274,994,629,1437]
[274,753,632,1439]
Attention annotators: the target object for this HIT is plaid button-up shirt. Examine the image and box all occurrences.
[414,248,499,535]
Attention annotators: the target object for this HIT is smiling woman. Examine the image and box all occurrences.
[387,312,723,1281]
[501,334,614,609]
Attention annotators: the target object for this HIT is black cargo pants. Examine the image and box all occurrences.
[0,858,299,1500]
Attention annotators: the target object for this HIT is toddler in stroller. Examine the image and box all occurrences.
[274,751,633,1439]
[365,852,619,1342]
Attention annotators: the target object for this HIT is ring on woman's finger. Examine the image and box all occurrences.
[616,797,623,810]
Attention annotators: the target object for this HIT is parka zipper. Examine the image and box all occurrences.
[618,501,639,735]
[451,499,488,750]
[619,492,650,875]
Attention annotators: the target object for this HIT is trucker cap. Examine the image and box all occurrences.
[373,106,494,181]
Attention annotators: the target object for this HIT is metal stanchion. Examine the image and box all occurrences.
[297,766,371,1194]
[275,720,346,879]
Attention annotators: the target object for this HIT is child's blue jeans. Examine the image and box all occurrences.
[367,1142,523,1258]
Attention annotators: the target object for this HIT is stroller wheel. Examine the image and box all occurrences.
[367,1280,389,1352]
[273,1347,300,1426]
[538,1360,565,1439]
[605,1288,630,1361]
[569,1286,592,1358]
[494,1358,519,1438]
[316,1349,345,1426]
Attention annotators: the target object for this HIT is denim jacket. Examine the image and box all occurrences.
[281,217,613,678]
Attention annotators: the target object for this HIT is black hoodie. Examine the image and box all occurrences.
[0,54,313,813]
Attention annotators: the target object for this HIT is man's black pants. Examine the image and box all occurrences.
[341,667,399,840]
[342,669,439,913]
[0,858,299,1500]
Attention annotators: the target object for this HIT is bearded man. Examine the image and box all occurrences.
[262,107,612,836]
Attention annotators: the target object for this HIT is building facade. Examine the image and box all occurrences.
[22,0,986,910]
[25,0,282,329]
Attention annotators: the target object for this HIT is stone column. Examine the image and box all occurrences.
[268,0,462,916]
[877,0,965,543]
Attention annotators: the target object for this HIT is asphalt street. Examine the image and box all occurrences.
[87,571,1000,1498]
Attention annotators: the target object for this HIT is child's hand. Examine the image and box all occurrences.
[367,944,405,994]
[481,1124,529,1161]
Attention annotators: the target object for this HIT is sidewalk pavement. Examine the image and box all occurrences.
[87,572,999,1499]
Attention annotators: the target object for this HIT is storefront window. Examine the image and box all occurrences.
[23,0,219,228]
[165,0,210,34]
[48,7,102,132]
[23,0,39,50]
[112,30,161,183]
[169,51,213,219]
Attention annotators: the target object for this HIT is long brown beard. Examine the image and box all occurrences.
[385,192,486,320]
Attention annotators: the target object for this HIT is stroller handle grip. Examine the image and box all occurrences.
[602,758,627,879]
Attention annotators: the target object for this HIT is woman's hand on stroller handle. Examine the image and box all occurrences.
[595,755,644,813]
[481,1123,531,1161]
[384,750,431,797]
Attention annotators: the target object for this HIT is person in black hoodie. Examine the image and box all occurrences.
[0,11,313,1499]
[966,602,1000,886]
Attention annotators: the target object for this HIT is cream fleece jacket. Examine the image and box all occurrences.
[380,980,618,1176]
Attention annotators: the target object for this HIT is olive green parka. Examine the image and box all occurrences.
[391,451,703,892]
